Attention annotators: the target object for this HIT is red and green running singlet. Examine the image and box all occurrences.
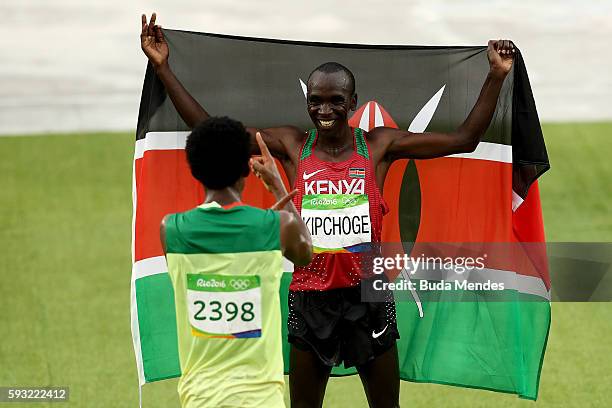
[291,128,388,291]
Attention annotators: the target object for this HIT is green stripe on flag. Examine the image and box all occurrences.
[393,298,549,400]
[278,271,549,398]
[137,270,549,399]
[135,273,181,382]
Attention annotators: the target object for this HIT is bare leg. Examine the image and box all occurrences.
[356,344,400,408]
[289,344,333,408]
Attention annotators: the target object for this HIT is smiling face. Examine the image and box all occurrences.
[307,70,357,134]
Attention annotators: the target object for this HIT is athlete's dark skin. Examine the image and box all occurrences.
[141,13,515,408]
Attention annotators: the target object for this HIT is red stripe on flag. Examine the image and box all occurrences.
[369,102,376,130]
[134,150,290,262]
[512,182,550,288]
[382,160,408,242]
[134,150,203,261]
[415,158,512,242]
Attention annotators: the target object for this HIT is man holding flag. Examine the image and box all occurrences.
[141,12,516,408]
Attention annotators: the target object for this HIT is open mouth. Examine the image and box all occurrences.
[319,120,335,128]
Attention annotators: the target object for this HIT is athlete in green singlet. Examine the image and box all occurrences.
[161,117,312,407]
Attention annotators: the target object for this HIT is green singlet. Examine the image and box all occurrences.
[165,202,285,408]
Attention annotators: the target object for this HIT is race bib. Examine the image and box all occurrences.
[186,274,262,338]
[301,194,371,253]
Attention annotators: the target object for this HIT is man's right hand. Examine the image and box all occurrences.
[141,13,168,69]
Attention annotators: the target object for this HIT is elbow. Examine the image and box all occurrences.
[461,140,479,153]
[455,131,480,154]
[293,240,313,267]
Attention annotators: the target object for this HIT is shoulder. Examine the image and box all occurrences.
[272,126,308,145]
[363,127,401,160]
[252,208,282,249]
[365,126,401,143]
[240,206,280,228]
[160,213,178,254]
[160,210,189,239]
[266,126,309,163]
[161,213,175,231]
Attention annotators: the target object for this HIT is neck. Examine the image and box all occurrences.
[204,186,241,207]
[317,124,353,152]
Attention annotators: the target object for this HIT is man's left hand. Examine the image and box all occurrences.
[250,132,284,193]
[487,39,516,78]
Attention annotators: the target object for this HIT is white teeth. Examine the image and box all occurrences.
[319,120,335,128]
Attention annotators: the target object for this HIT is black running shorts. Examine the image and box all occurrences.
[287,283,399,368]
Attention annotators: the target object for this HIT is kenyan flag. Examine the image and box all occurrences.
[131,29,550,400]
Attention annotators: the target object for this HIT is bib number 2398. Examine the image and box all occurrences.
[186,274,262,338]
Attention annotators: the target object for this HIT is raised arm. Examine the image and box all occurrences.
[370,40,516,162]
[140,13,304,161]
[251,133,312,266]
[141,13,210,127]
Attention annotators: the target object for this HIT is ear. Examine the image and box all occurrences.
[350,93,358,111]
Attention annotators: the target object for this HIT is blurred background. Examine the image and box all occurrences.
[1,1,610,407]
[1,0,611,134]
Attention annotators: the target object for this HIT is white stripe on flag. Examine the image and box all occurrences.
[408,265,550,300]
[135,133,514,217]
[299,79,307,98]
[374,103,384,128]
[408,85,446,133]
[358,102,371,132]
[283,257,294,273]
[130,277,146,386]
[130,256,168,385]
[134,131,190,160]
[137,132,512,165]
[512,189,525,212]
[130,149,145,386]
[447,142,512,163]
[132,256,168,282]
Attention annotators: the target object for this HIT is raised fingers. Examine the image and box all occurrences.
[270,190,298,211]
[255,132,272,159]
[148,13,157,37]
[141,14,147,35]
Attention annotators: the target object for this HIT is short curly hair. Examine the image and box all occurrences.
[185,116,250,189]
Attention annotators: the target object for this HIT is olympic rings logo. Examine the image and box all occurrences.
[230,279,250,290]
[342,197,358,206]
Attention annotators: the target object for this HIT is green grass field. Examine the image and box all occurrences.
[1,122,611,407]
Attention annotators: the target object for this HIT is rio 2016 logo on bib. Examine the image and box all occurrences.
[186,274,262,338]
